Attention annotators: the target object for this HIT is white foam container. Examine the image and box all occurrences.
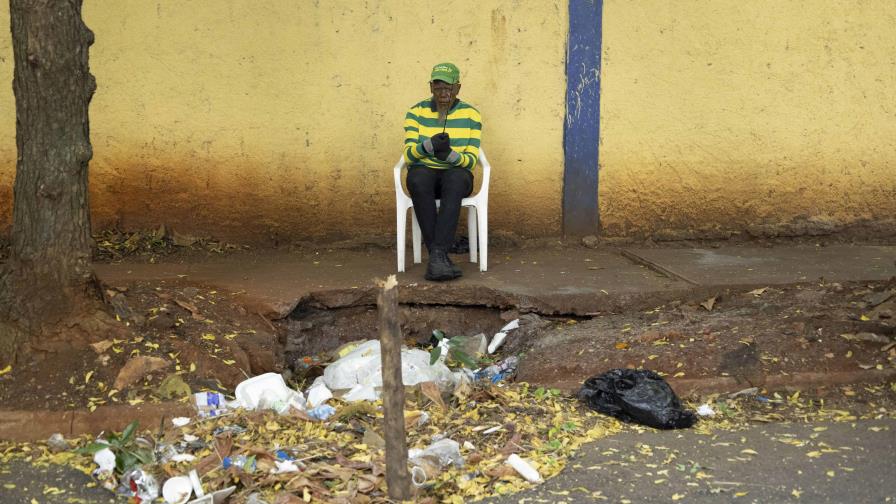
[234,373,303,411]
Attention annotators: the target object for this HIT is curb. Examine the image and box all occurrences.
[0,401,192,442]
[548,368,896,397]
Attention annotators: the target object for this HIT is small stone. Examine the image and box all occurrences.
[113,356,171,390]
[147,309,177,331]
[582,235,600,248]
[89,339,113,354]
[878,309,892,319]
[47,433,67,453]
[182,287,199,298]
[829,282,844,292]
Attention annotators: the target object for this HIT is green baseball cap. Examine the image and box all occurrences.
[430,62,460,84]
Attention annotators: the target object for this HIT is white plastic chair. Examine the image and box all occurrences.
[394,148,490,273]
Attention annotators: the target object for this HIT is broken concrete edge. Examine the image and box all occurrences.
[3,368,894,442]
[259,282,825,321]
[121,264,886,322]
[543,368,896,399]
[0,401,193,443]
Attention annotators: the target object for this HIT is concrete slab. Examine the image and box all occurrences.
[624,245,896,285]
[95,246,688,318]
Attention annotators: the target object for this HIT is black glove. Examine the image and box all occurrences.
[431,133,451,161]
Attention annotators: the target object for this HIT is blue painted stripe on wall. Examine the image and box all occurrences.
[563,0,603,236]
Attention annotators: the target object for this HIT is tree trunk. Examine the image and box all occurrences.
[0,0,100,363]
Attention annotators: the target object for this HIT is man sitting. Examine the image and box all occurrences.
[402,62,482,281]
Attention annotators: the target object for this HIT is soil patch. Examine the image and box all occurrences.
[0,279,280,411]
[517,281,896,390]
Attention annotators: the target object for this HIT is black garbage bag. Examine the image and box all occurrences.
[578,369,697,429]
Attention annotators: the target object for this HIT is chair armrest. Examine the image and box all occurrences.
[477,148,491,200]
[393,155,408,198]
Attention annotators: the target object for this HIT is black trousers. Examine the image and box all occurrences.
[406,166,474,253]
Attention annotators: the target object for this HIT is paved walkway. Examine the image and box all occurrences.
[484,418,896,504]
[95,244,896,318]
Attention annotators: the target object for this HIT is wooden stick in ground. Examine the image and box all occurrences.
[378,275,412,500]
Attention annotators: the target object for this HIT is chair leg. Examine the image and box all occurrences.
[396,205,406,272]
[412,211,423,264]
[467,206,478,263]
[478,205,488,272]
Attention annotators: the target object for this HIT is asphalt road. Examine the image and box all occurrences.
[485,418,896,504]
[0,458,115,503]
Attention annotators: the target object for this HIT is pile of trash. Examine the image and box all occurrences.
[54,323,622,502]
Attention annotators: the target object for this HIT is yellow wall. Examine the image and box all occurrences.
[599,0,896,239]
[0,1,567,242]
[4,1,894,243]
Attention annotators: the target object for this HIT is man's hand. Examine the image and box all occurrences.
[431,133,451,160]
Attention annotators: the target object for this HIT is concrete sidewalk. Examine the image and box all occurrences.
[94,243,896,319]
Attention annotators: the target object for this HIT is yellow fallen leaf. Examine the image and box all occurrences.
[84,371,94,384]
[792,489,802,498]
[860,314,870,321]
[4,483,15,489]
[672,494,685,501]
[222,360,236,365]
[189,363,196,372]
[735,491,749,497]
[826,470,835,477]
[806,451,822,458]
[740,449,758,455]
[202,334,216,341]
[0,365,12,376]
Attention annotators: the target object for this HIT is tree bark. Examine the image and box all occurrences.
[0,0,99,363]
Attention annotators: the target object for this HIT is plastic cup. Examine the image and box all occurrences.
[162,476,192,504]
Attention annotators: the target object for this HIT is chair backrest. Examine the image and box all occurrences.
[393,148,490,200]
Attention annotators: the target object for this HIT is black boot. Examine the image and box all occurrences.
[445,253,463,279]
[425,249,455,281]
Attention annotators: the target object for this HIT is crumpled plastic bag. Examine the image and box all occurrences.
[322,340,455,399]
[578,369,697,429]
